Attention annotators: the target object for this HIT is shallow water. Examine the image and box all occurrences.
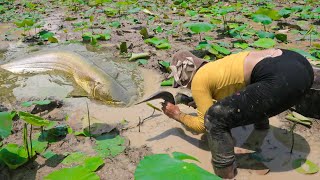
[0,43,144,105]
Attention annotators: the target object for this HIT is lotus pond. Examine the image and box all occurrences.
[0,0,320,179]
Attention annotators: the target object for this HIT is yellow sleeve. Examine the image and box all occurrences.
[177,69,215,134]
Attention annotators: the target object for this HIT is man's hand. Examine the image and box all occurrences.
[161,102,181,121]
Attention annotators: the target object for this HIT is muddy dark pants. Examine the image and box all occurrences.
[204,49,314,168]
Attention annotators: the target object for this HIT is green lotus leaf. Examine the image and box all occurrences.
[0,112,13,139]
[83,156,104,172]
[292,159,319,174]
[18,111,51,127]
[183,22,215,34]
[161,77,174,86]
[254,8,281,20]
[252,14,272,25]
[21,100,51,107]
[253,38,276,49]
[134,153,221,180]
[275,33,288,42]
[0,143,29,169]
[44,166,100,180]
[257,31,275,39]
[94,135,125,158]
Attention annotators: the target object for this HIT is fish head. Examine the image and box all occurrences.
[93,82,124,105]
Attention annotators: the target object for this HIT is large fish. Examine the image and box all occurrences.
[0,51,135,105]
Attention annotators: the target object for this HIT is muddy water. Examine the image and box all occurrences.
[0,43,145,105]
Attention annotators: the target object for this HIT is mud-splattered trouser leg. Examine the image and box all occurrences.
[204,49,314,168]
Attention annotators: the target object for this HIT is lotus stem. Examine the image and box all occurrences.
[290,122,297,154]
[138,116,141,132]
[29,125,33,156]
[23,123,30,160]
[85,102,91,138]
[222,16,226,32]
[310,33,312,47]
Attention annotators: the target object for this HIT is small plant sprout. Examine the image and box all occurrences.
[252,14,272,32]
[285,112,312,154]
[215,6,235,32]
[183,22,215,41]
[18,111,51,159]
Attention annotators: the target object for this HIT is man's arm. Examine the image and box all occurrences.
[177,86,214,133]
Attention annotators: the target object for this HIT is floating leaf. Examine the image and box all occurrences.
[218,42,232,48]
[110,21,121,28]
[183,22,215,34]
[234,42,249,49]
[18,111,50,127]
[253,38,276,49]
[257,31,275,39]
[83,156,104,172]
[254,8,281,20]
[21,100,51,107]
[31,139,48,154]
[292,159,319,174]
[74,130,91,137]
[156,42,171,49]
[208,47,219,55]
[94,135,125,158]
[104,7,117,16]
[62,152,87,165]
[24,19,35,26]
[172,20,183,27]
[42,150,56,159]
[0,112,13,139]
[158,60,171,72]
[44,166,100,180]
[97,33,110,41]
[39,30,54,40]
[0,143,29,169]
[186,10,198,17]
[145,37,171,49]
[275,33,287,42]
[195,41,210,50]
[204,36,214,41]
[134,153,221,180]
[212,44,231,55]
[252,14,272,25]
[279,8,292,18]
[172,152,199,162]
[160,77,174,86]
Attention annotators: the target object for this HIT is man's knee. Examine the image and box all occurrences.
[204,104,231,132]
